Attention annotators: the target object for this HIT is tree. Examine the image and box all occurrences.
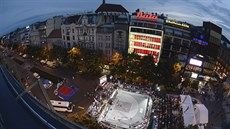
[111,52,123,65]
[173,62,182,73]
[139,55,157,84]
[40,46,51,59]
[17,44,27,54]
[67,113,101,129]
[49,45,67,61]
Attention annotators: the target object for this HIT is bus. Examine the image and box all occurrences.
[50,100,74,112]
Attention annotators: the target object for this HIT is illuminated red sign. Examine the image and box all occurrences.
[137,12,158,21]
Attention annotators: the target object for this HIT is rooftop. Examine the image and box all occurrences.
[95,3,128,13]
[47,29,61,39]
[64,15,81,24]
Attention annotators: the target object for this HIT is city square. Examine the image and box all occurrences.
[0,0,230,129]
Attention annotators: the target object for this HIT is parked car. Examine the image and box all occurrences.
[46,61,57,68]
[22,54,28,58]
[33,72,40,79]
[40,59,47,65]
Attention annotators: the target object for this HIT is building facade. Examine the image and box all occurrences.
[30,22,47,46]
[161,19,191,71]
[61,13,98,49]
[61,15,81,49]
[95,2,129,59]
[215,35,230,80]
[128,10,164,65]
[46,16,64,37]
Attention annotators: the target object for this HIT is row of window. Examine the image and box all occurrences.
[63,35,94,42]
[98,35,111,41]
[131,27,162,36]
[203,62,215,69]
[164,36,191,47]
[134,48,160,56]
[133,42,161,50]
[186,65,202,72]
[63,28,95,35]
[131,22,163,30]
[165,28,190,38]
[98,42,111,48]
[133,35,161,43]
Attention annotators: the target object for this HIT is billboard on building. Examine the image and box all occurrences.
[189,58,202,67]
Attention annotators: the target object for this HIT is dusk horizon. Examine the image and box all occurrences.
[0,0,229,38]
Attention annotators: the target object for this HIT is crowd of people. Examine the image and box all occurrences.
[151,93,184,129]
[87,80,185,129]
[87,82,115,117]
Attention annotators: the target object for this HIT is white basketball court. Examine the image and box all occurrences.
[98,89,152,129]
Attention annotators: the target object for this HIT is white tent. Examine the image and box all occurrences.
[194,104,208,125]
[180,95,196,127]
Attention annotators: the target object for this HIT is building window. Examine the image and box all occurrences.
[174,38,182,44]
[106,50,110,55]
[105,36,110,41]
[72,29,74,33]
[174,30,182,37]
[67,36,70,41]
[182,40,190,47]
[165,28,173,35]
[106,43,110,48]
[67,42,71,48]
[73,36,75,40]
[62,29,65,33]
[63,36,65,40]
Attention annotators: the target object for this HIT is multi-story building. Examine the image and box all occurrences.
[61,15,81,49]
[128,10,164,65]
[161,19,191,70]
[96,2,129,59]
[61,13,98,50]
[203,21,222,58]
[30,22,47,46]
[61,1,129,60]
[215,35,230,80]
[183,22,222,80]
[75,13,98,49]
[46,16,64,37]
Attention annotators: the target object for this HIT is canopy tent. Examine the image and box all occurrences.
[194,104,208,124]
[43,79,53,89]
[180,95,196,127]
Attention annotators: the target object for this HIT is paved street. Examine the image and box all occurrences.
[0,48,98,115]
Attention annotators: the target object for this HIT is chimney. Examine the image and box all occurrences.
[102,0,105,4]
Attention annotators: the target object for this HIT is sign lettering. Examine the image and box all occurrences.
[166,19,190,28]
[137,12,158,21]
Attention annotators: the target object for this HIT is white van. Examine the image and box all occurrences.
[50,100,74,112]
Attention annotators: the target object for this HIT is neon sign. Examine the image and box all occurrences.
[136,12,158,21]
[193,38,208,45]
[166,19,189,28]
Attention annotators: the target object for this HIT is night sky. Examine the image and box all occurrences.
[0,0,229,38]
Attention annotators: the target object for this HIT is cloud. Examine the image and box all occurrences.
[0,0,229,39]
